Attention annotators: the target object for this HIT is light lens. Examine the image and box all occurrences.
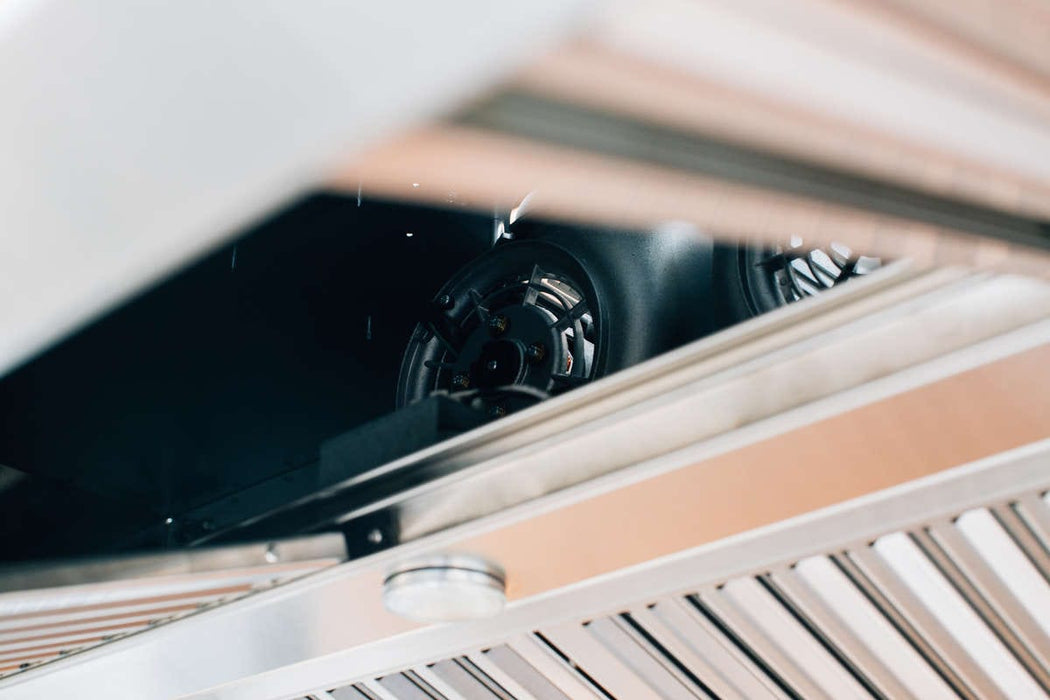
[383,556,506,623]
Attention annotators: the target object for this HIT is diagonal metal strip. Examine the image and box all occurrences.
[764,568,909,698]
[916,524,1050,691]
[831,549,997,699]
[638,600,787,699]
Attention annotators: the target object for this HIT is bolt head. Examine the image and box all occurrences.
[435,294,454,310]
[488,315,509,336]
[451,373,470,390]
[526,342,547,364]
[367,528,384,544]
[489,404,507,418]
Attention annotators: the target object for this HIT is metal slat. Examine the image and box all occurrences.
[767,567,911,699]
[837,550,988,699]
[633,601,782,699]
[428,660,506,700]
[412,665,471,700]
[992,501,1050,585]
[376,673,442,700]
[407,670,458,700]
[0,596,220,633]
[0,618,162,654]
[483,643,575,700]
[1014,494,1050,566]
[0,584,250,625]
[965,508,1050,639]
[712,578,868,699]
[541,620,660,699]
[328,687,372,700]
[0,637,107,665]
[585,616,704,699]
[466,651,541,700]
[457,658,518,700]
[360,680,405,700]
[918,524,1050,692]
[353,684,385,700]
[0,535,341,595]
[790,556,956,700]
[503,636,598,700]
[873,532,1043,699]
[0,652,71,674]
[693,590,815,698]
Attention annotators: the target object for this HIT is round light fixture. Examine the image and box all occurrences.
[382,554,506,623]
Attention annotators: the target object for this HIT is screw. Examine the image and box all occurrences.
[264,543,279,564]
[488,314,509,336]
[526,342,547,364]
[367,528,384,545]
[451,373,470,390]
[486,359,499,372]
[435,294,454,310]
[489,404,507,418]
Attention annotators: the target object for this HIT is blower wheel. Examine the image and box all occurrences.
[715,238,882,322]
[396,223,716,416]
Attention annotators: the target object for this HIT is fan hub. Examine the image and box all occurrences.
[452,303,562,393]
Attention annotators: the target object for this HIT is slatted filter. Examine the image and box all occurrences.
[325,491,1050,700]
[0,537,343,679]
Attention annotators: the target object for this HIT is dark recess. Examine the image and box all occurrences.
[0,194,493,560]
